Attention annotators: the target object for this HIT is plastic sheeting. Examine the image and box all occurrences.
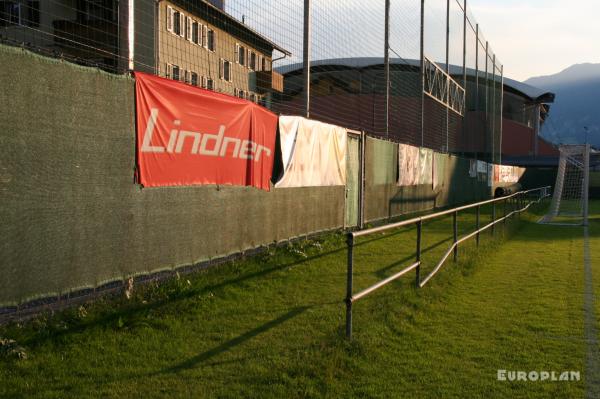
[398,144,433,186]
[275,116,347,188]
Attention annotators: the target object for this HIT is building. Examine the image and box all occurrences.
[0,0,120,69]
[156,0,290,105]
[501,77,559,166]
[0,0,290,107]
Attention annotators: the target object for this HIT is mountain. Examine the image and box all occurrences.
[524,63,600,147]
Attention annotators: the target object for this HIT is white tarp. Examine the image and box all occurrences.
[477,160,487,174]
[398,143,432,186]
[469,160,477,178]
[275,116,347,188]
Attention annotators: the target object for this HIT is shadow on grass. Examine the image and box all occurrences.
[158,306,310,375]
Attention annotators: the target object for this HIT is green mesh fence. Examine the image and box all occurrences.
[1,46,497,308]
[0,45,345,306]
[364,137,491,223]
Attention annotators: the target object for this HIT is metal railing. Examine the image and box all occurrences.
[345,186,551,339]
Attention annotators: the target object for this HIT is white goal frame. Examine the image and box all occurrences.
[541,144,590,226]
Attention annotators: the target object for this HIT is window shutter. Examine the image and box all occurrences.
[166,63,172,78]
[235,44,239,63]
[258,55,263,71]
[167,6,173,32]
[179,13,185,37]
[203,25,208,47]
[219,59,224,80]
[187,17,192,41]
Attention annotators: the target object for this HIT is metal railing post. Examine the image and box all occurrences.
[503,197,507,230]
[345,233,354,339]
[492,203,496,236]
[416,220,422,287]
[453,211,458,261]
[476,205,480,246]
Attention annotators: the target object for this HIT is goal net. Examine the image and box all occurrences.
[541,144,590,225]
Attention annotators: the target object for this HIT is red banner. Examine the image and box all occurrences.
[135,72,277,190]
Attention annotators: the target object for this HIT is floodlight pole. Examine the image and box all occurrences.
[303,0,311,118]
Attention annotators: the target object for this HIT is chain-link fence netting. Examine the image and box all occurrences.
[1,0,503,160]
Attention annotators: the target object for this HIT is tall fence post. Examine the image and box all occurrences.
[584,144,590,226]
[345,233,354,339]
[445,0,450,152]
[476,205,480,246]
[420,0,425,147]
[384,0,390,139]
[303,0,311,118]
[453,211,458,261]
[359,130,366,229]
[416,220,422,287]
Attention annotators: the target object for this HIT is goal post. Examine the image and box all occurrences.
[541,144,590,226]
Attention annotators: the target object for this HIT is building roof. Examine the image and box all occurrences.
[168,0,291,57]
[276,57,554,103]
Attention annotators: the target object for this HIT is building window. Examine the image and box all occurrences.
[191,21,200,45]
[206,28,215,51]
[236,43,246,66]
[167,64,180,81]
[237,89,245,99]
[220,59,231,82]
[206,77,214,90]
[172,10,181,35]
[190,72,198,86]
[249,93,257,103]
[248,51,257,71]
[263,58,271,72]
[0,2,20,26]
[27,1,39,27]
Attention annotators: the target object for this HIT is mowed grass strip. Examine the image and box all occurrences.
[0,201,591,398]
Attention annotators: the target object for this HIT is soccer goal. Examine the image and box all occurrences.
[541,144,591,225]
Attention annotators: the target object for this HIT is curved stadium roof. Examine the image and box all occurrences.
[276,57,554,103]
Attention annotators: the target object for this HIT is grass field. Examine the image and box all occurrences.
[0,200,598,398]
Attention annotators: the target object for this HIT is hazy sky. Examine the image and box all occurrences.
[469,0,600,81]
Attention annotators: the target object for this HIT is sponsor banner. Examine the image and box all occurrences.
[275,116,347,188]
[499,165,520,183]
[398,144,433,186]
[135,72,277,190]
[488,163,494,187]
